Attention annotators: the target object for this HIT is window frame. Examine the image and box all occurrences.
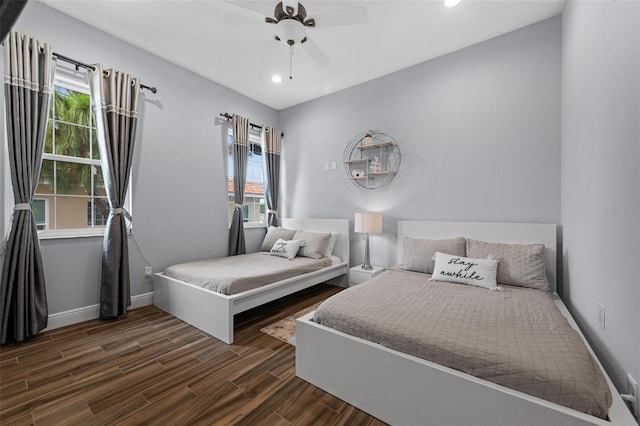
[2,72,132,240]
[227,128,267,228]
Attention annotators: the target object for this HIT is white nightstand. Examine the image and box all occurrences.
[349,265,385,287]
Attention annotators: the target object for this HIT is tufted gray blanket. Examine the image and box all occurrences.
[164,252,331,295]
[313,269,612,419]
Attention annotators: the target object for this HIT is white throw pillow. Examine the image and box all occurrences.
[431,252,498,289]
[269,238,304,260]
[323,232,338,257]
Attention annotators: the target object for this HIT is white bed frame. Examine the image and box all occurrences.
[296,221,636,426]
[153,218,349,344]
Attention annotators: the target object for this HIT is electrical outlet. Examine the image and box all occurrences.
[598,302,605,329]
[144,266,153,278]
[628,374,638,417]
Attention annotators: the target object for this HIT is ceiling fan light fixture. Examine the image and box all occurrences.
[272,75,283,83]
[276,18,307,45]
[444,0,462,7]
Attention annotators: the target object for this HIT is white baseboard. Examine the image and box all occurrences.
[44,292,154,331]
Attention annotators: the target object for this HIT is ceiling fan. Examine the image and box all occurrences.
[220,0,368,79]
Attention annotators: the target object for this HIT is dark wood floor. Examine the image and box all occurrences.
[0,284,387,425]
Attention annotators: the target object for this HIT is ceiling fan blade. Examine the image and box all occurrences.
[313,5,368,28]
[302,38,330,68]
[210,1,267,23]
[249,36,279,65]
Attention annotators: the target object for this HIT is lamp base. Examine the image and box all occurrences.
[362,233,373,270]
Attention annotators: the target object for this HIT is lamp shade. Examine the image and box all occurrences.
[354,212,383,234]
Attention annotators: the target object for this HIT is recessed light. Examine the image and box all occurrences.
[272,75,282,83]
[444,0,461,7]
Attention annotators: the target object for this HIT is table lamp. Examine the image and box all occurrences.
[354,212,383,270]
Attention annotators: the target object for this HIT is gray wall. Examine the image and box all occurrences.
[279,17,562,268]
[561,0,640,395]
[0,1,273,314]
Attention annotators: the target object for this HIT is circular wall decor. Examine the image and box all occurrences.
[343,130,401,190]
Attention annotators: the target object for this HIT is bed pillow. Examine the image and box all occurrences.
[431,252,498,289]
[466,239,549,291]
[269,238,304,260]
[323,232,338,257]
[293,230,331,259]
[260,226,297,252]
[400,237,466,274]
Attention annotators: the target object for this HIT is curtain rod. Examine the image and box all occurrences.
[53,52,157,94]
[219,113,284,137]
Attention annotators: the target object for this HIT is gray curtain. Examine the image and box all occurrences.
[228,114,249,255]
[88,64,140,319]
[263,127,281,227]
[1,32,56,344]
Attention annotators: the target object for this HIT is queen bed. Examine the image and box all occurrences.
[295,221,636,426]
[153,218,349,344]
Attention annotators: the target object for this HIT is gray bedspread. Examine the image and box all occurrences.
[164,252,331,295]
[313,269,612,419]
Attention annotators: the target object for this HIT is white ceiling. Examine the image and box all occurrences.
[38,0,565,110]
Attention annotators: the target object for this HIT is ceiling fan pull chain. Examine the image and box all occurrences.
[289,44,293,80]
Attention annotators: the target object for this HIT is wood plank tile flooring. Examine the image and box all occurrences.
[0,284,388,425]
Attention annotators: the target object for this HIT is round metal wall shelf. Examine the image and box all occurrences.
[343,130,401,190]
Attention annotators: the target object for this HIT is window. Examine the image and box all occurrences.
[227,129,266,226]
[2,70,132,239]
[28,73,130,237]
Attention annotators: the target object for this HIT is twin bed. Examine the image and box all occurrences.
[153,218,349,344]
[153,219,635,425]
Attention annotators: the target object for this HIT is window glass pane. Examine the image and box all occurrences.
[94,166,106,197]
[92,128,99,160]
[88,198,109,227]
[95,198,110,224]
[56,195,91,229]
[45,120,53,154]
[54,121,91,158]
[54,86,91,123]
[246,143,263,182]
[37,160,54,195]
[32,199,47,229]
[55,161,92,195]
[227,135,234,179]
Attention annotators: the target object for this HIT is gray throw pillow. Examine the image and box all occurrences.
[466,239,549,291]
[293,230,331,259]
[260,227,297,252]
[400,237,466,274]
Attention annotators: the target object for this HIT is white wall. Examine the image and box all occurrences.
[0,2,273,314]
[279,17,562,268]
[561,0,640,397]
